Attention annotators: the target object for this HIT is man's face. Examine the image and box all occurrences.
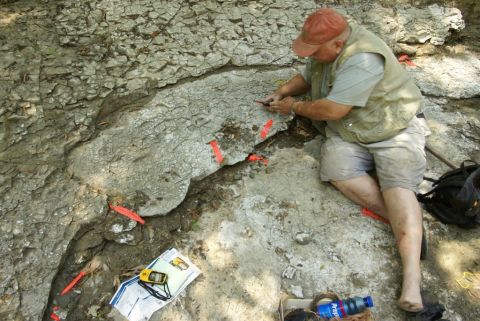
[309,39,343,62]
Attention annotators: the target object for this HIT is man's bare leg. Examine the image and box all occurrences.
[332,178,423,311]
[331,175,388,219]
[383,187,423,312]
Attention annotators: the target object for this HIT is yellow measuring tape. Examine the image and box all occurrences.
[455,271,480,298]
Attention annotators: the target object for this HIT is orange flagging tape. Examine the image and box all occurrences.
[361,208,390,224]
[109,205,145,225]
[260,119,273,139]
[50,312,61,321]
[398,54,416,67]
[247,154,268,165]
[60,271,86,296]
[209,140,224,164]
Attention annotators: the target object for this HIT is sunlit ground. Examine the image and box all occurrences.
[0,10,21,26]
[436,238,480,300]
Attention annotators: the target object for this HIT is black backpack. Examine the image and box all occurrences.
[418,162,480,229]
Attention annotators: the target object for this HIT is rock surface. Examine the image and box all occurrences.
[411,54,480,98]
[68,69,295,217]
[0,1,478,320]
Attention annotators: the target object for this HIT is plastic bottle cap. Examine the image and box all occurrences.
[363,296,374,308]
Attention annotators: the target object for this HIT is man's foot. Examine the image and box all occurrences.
[398,268,423,312]
[398,283,423,312]
[398,298,423,312]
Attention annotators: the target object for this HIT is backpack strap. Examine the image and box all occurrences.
[422,176,437,183]
[417,188,436,202]
[419,160,479,203]
[460,160,479,176]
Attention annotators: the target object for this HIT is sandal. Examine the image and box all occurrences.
[405,303,445,321]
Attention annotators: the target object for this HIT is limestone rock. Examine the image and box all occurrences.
[282,265,297,279]
[68,69,296,217]
[0,1,474,320]
[295,231,312,245]
[410,53,480,98]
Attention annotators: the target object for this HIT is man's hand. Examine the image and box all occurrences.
[255,92,281,107]
[268,96,295,115]
[265,92,283,103]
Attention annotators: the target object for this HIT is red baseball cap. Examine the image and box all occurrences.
[293,8,348,57]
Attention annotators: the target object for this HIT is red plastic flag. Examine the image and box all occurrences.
[60,271,86,296]
[260,119,273,139]
[247,154,268,165]
[209,140,224,164]
[109,205,145,225]
[398,54,416,67]
[50,313,61,321]
[361,208,390,224]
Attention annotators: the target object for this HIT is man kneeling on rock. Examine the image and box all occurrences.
[265,8,446,320]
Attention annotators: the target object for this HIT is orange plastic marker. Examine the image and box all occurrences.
[209,140,224,164]
[247,154,261,161]
[361,208,389,224]
[398,54,416,67]
[247,154,268,165]
[109,205,145,225]
[260,119,273,139]
[50,312,61,321]
[405,60,416,67]
[60,271,86,296]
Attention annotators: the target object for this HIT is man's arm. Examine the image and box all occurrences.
[292,98,352,120]
[265,67,351,119]
[268,53,384,118]
[269,96,352,120]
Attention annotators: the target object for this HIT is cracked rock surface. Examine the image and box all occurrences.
[0,0,478,320]
[68,68,295,217]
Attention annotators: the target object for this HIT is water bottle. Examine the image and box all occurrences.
[316,296,373,318]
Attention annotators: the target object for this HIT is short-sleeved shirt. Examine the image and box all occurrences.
[302,52,385,107]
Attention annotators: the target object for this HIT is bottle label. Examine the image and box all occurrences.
[318,300,346,318]
[318,296,372,318]
[331,302,341,317]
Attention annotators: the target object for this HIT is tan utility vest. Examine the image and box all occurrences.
[310,24,423,143]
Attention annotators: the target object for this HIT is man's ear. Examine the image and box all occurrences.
[334,39,345,49]
[334,39,345,54]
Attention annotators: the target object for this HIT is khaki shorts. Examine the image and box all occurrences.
[320,117,430,192]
